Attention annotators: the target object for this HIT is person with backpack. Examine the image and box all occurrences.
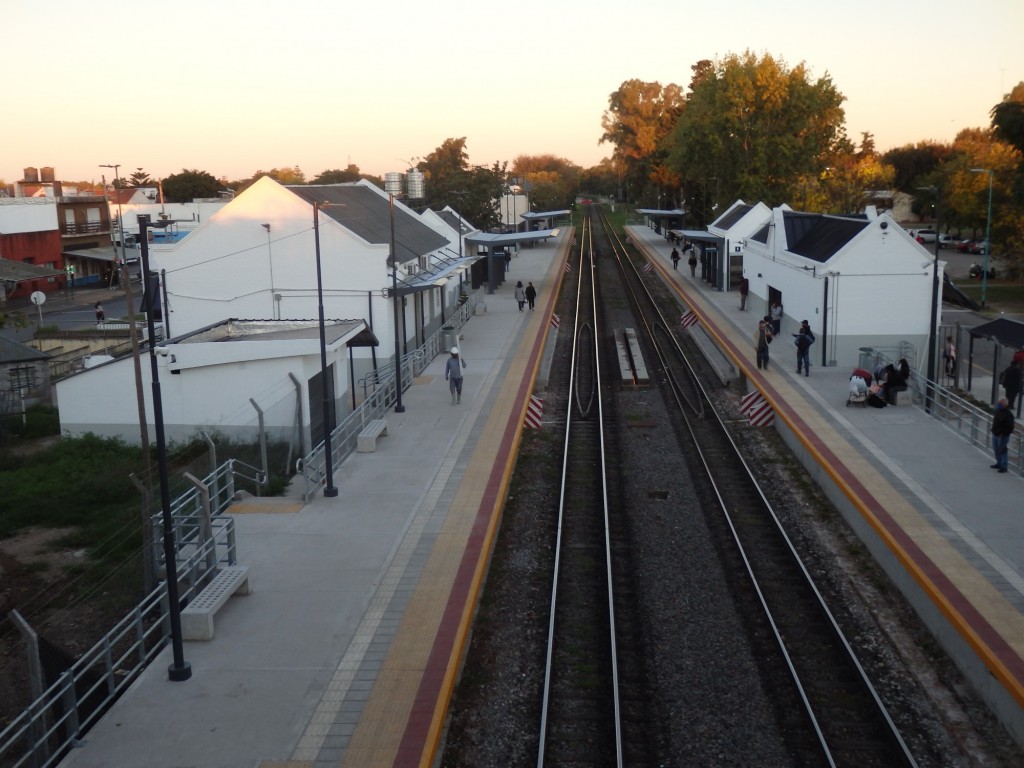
[793,320,815,376]
[754,316,773,370]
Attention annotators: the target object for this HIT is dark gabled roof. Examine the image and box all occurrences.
[711,203,752,231]
[287,184,450,265]
[749,221,771,244]
[782,211,869,263]
[0,336,50,364]
[968,317,1024,349]
[435,209,475,235]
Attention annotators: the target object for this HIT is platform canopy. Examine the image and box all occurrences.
[465,229,559,249]
[390,249,481,297]
[522,210,570,222]
[968,317,1024,350]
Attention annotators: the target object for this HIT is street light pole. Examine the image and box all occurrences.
[389,193,406,413]
[970,168,994,308]
[917,186,942,414]
[138,215,191,682]
[312,203,339,497]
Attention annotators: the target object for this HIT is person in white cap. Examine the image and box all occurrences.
[444,346,467,404]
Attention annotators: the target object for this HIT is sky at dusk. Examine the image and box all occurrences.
[4,0,1022,187]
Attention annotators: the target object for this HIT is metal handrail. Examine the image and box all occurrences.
[0,521,237,768]
[300,292,479,499]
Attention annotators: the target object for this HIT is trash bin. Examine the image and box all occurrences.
[858,347,874,370]
[442,328,457,351]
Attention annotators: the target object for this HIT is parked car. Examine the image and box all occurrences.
[955,239,974,253]
[969,240,990,255]
[913,229,937,244]
[938,234,958,248]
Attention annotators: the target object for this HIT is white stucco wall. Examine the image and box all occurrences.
[0,198,58,233]
[55,330,357,447]
[741,210,942,370]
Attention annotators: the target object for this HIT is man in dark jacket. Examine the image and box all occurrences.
[1000,359,1023,411]
[991,398,1015,473]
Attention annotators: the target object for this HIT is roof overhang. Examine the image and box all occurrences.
[0,258,62,283]
[465,229,559,248]
[391,253,480,297]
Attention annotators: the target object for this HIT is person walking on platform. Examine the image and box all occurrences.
[1000,359,1022,411]
[525,281,537,311]
[793,320,815,376]
[671,246,680,270]
[686,244,698,277]
[755,316,773,370]
[445,347,467,404]
[514,280,526,311]
[739,278,749,311]
[770,301,783,336]
[943,336,957,377]
[991,398,1014,472]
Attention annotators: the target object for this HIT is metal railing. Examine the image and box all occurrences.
[0,460,242,768]
[297,293,478,499]
[862,347,1022,476]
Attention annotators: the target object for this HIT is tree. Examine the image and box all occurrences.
[161,169,224,203]
[667,51,847,213]
[881,141,952,193]
[511,154,583,210]
[251,166,306,185]
[991,82,1024,156]
[600,79,685,204]
[311,165,365,184]
[129,168,152,186]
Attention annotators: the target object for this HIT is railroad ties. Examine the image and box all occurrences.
[615,327,650,385]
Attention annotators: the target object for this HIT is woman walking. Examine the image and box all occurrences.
[514,281,526,311]
[524,281,537,311]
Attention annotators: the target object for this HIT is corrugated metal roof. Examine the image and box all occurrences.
[287,185,449,265]
[783,211,869,263]
[0,258,61,282]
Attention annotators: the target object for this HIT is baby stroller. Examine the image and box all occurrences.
[847,368,871,407]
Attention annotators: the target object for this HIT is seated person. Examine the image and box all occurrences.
[884,361,908,404]
[897,358,910,382]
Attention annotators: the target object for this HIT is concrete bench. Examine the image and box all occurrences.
[357,418,388,452]
[181,565,251,641]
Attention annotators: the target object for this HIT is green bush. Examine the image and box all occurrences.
[3,404,60,439]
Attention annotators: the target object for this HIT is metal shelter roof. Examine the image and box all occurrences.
[390,250,480,297]
[64,246,119,264]
[465,229,559,248]
[667,229,720,242]
[635,208,686,216]
[522,210,570,221]
[968,318,1024,350]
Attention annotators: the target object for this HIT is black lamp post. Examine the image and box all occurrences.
[917,186,942,414]
[312,203,339,497]
[389,193,406,413]
[138,215,191,682]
